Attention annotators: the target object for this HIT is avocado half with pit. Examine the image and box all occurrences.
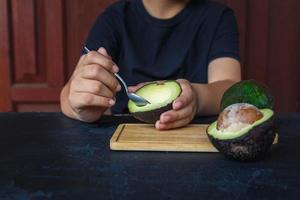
[207,103,276,161]
[128,81,182,123]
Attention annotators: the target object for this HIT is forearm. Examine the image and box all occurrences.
[192,80,238,116]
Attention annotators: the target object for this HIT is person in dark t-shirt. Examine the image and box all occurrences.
[60,0,241,130]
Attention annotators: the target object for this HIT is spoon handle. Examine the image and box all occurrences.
[84,46,90,54]
[84,46,129,94]
[114,73,128,94]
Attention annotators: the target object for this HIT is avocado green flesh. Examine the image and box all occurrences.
[128,81,181,113]
[207,109,273,140]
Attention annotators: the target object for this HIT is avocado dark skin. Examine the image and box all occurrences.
[207,116,276,161]
[132,104,173,124]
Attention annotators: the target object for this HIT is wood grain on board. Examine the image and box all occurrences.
[110,123,279,152]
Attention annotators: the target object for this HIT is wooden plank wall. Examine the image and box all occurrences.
[0,0,299,112]
[0,0,116,112]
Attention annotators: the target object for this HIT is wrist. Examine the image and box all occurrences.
[62,85,108,122]
[191,83,202,116]
[60,84,79,119]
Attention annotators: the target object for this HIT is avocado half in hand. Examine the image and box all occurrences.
[128,81,182,123]
[207,103,276,161]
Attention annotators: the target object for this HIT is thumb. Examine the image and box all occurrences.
[128,86,139,93]
[128,82,150,93]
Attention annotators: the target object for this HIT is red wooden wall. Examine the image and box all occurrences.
[0,0,299,112]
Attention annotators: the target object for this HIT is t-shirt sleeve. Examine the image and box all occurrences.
[208,9,240,63]
[84,8,120,60]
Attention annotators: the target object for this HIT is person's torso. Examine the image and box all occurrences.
[86,0,236,113]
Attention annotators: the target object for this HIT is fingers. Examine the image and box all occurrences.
[159,104,195,124]
[173,79,193,110]
[71,78,115,98]
[153,79,199,130]
[98,47,110,57]
[128,82,150,93]
[70,92,115,110]
[155,117,191,130]
[83,50,119,73]
[80,64,121,92]
[155,105,195,130]
[67,47,121,121]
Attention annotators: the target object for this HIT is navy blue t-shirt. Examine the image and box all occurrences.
[85,0,240,114]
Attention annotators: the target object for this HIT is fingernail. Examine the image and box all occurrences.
[174,101,183,109]
[113,65,119,73]
[109,99,115,106]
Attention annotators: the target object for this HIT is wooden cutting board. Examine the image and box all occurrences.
[110,124,279,152]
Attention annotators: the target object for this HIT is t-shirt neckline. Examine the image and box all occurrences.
[134,0,193,27]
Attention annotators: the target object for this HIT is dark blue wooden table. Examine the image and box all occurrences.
[0,113,299,200]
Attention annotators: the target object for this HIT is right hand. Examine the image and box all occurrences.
[67,47,121,122]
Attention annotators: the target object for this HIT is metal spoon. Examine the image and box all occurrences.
[84,46,150,106]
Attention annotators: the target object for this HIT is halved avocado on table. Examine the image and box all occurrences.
[128,81,182,123]
[207,103,276,161]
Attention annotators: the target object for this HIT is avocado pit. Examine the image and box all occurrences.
[217,103,263,132]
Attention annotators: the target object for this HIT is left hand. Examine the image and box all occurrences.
[155,79,199,130]
[129,79,199,130]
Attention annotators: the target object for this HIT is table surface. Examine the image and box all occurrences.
[0,113,300,200]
